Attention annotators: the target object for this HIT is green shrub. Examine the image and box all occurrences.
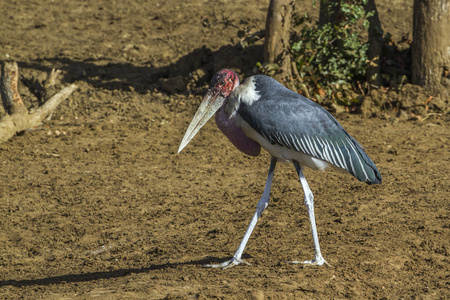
[292,0,373,106]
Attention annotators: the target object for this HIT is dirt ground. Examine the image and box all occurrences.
[0,0,448,299]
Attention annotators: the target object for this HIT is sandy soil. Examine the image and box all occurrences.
[0,0,448,299]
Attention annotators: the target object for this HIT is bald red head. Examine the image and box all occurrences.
[209,69,240,98]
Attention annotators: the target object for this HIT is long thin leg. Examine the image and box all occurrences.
[290,161,329,266]
[204,156,277,269]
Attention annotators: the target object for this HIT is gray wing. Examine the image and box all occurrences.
[238,75,382,184]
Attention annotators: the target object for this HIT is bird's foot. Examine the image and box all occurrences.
[287,256,331,267]
[203,256,251,269]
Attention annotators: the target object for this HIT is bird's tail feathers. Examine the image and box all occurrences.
[348,142,382,184]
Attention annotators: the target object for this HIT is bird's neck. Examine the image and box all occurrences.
[224,77,260,118]
[215,105,261,156]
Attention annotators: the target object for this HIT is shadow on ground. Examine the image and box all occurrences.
[0,255,251,287]
[19,43,264,95]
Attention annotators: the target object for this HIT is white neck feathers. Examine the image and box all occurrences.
[225,77,260,117]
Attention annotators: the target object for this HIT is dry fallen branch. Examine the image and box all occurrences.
[0,61,77,144]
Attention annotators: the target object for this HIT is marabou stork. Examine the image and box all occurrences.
[178,69,382,269]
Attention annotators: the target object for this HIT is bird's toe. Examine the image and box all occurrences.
[287,256,331,267]
[203,257,251,269]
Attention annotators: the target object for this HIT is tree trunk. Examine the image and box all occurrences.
[365,0,383,88]
[319,0,341,27]
[264,0,295,81]
[412,0,450,98]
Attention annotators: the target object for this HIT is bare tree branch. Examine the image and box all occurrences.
[0,61,77,143]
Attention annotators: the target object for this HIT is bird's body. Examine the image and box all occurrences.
[178,69,381,268]
[221,75,381,183]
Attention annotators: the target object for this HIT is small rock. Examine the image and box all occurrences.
[123,44,135,52]
[361,95,379,117]
[153,92,164,101]
[331,102,347,114]
[250,290,264,300]
[397,109,409,120]
[137,44,149,51]
[388,90,398,100]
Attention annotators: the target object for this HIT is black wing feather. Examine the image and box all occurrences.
[238,75,382,184]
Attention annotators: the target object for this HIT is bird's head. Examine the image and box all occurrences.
[178,69,239,153]
[209,69,240,98]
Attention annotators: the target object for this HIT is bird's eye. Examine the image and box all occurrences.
[219,80,225,86]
